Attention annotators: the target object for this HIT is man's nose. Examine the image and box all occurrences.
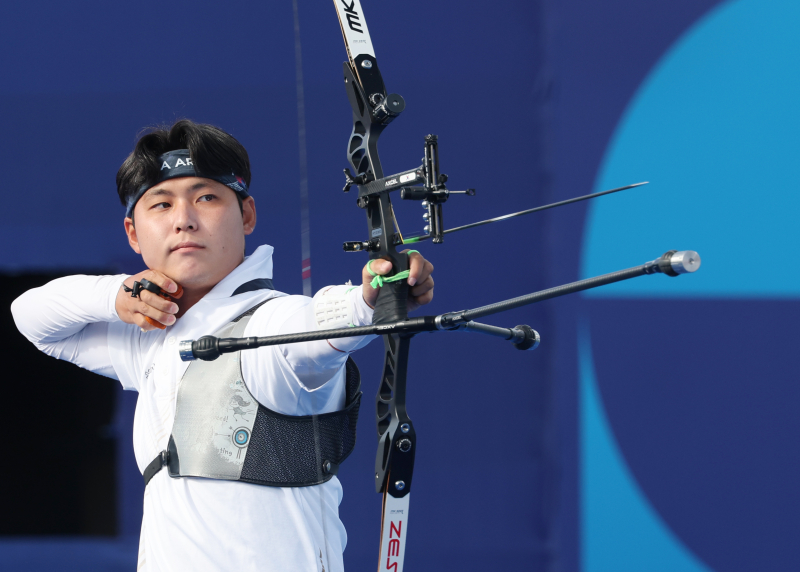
[173,200,198,232]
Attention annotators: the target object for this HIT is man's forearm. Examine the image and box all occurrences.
[243,284,377,393]
[11,274,127,377]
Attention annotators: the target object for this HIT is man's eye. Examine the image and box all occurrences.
[152,202,170,210]
[198,194,216,202]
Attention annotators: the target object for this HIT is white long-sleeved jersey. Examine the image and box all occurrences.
[11,244,375,572]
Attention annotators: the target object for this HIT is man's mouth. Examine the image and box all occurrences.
[171,241,205,252]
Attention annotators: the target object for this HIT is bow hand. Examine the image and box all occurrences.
[362,250,434,312]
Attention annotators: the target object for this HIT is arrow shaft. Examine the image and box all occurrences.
[442,181,648,236]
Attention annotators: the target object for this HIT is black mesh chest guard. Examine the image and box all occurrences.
[143,300,362,487]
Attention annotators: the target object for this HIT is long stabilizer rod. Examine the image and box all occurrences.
[179,249,699,362]
[436,249,699,327]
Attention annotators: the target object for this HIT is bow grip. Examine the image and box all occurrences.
[372,252,410,325]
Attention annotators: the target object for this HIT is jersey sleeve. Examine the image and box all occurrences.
[241,285,375,411]
[10,274,134,383]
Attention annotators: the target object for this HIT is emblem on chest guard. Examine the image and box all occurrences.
[229,394,254,421]
[209,385,258,462]
[233,428,250,447]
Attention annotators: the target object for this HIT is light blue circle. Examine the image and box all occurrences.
[582,0,800,298]
[234,429,249,446]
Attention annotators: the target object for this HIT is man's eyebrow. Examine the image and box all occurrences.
[143,188,174,199]
[187,181,212,192]
[143,182,212,199]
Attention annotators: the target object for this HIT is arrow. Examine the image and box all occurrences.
[404,181,648,243]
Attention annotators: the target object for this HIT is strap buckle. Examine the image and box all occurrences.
[143,449,171,487]
[122,281,144,298]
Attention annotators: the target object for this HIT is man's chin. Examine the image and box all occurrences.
[172,275,212,290]
[156,263,216,291]
[147,253,240,292]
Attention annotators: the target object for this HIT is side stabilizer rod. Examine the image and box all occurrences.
[178,249,699,361]
[179,317,538,362]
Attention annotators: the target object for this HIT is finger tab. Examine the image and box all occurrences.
[144,316,166,330]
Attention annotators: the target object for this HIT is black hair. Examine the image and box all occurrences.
[117,119,251,212]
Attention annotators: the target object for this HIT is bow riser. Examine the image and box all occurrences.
[375,333,416,496]
[343,61,388,180]
[341,38,417,501]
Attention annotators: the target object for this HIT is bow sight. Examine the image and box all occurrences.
[342,134,476,252]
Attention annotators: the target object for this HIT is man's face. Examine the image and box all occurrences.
[124,177,256,290]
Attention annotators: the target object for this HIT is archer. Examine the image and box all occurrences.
[11,119,434,572]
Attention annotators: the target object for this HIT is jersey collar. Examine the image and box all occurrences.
[202,244,276,300]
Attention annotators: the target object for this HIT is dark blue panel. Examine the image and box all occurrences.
[588,298,800,572]
[545,1,727,569]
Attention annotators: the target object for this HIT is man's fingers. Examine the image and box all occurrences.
[140,290,179,314]
[136,297,177,326]
[142,316,167,330]
[361,253,434,311]
[363,258,393,282]
[363,253,431,285]
[406,251,422,286]
[138,291,178,326]
[135,314,168,331]
[409,275,434,298]
[406,287,434,312]
[404,251,433,287]
[116,270,181,329]
[144,270,179,295]
[411,288,434,307]
[134,313,158,331]
[361,259,393,308]
[408,277,434,312]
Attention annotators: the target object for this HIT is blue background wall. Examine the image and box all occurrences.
[1,0,796,570]
[579,1,800,570]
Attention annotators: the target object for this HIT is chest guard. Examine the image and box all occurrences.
[144,301,362,487]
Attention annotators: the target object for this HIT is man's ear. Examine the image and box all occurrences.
[124,217,142,254]
[242,197,257,235]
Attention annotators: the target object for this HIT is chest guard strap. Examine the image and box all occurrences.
[144,300,362,487]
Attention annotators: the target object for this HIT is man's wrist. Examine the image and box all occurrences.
[108,275,131,322]
[351,285,375,326]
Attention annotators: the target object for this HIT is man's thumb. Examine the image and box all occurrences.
[370,259,393,276]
